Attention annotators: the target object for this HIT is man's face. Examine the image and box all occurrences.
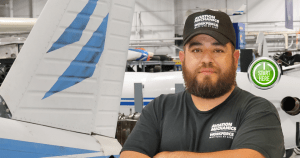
[179,34,239,98]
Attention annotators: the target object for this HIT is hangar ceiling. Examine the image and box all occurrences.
[0,0,9,5]
[0,0,299,57]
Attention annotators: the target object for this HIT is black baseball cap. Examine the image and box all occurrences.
[183,10,236,48]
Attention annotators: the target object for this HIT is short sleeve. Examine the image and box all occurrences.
[230,99,285,158]
[120,99,161,157]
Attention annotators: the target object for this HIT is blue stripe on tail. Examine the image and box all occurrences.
[43,13,109,99]
[47,0,98,53]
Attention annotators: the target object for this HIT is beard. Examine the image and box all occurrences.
[182,57,236,99]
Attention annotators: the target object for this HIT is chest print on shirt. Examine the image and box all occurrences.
[209,122,236,139]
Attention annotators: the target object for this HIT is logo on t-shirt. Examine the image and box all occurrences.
[209,122,236,139]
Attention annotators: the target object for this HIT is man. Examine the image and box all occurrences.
[120,10,285,158]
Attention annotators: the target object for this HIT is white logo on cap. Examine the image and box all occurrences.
[194,15,219,29]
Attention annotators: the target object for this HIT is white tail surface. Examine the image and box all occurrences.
[0,0,135,137]
[236,4,246,13]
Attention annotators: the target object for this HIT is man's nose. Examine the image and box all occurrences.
[200,51,214,64]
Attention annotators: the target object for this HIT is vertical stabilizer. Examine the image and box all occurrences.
[232,4,246,15]
[0,0,135,137]
[236,4,246,13]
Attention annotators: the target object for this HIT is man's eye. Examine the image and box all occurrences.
[192,49,201,53]
[214,49,224,53]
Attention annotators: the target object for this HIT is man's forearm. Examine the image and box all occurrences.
[154,149,265,158]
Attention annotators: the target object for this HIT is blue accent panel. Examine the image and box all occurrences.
[120,102,134,105]
[120,98,154,106]
[121,98,155,100]
[121,98,134,100]
[43,13,109,99]
[0,138,98,158]
[47,0,98,53]
[120,102,150,106]
[89,155,120,158]
[233,23,246,49]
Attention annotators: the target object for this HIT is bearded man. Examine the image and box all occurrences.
[120,10,284,158]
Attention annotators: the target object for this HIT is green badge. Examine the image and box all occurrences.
[247,57,281,90]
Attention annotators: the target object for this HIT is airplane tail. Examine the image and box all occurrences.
[0,0,135,138]
[233,4,246,15]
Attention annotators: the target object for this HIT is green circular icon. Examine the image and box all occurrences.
[247,57,281,90]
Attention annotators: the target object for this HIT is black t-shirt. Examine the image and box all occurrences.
[121,86,285,158]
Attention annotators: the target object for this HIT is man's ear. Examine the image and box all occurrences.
[233,50,240,66]
[179,51,185,63]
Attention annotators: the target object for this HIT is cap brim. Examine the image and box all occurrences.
[183,29,231,46]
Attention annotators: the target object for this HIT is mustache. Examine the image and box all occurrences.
[195,62,219,73]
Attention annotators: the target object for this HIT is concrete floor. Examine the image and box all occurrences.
[287,149,300,158]
[290,153,300,158]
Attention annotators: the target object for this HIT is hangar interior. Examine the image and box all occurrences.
[0,0,300,158]
[0,0,300,75]
[0,0,300,57]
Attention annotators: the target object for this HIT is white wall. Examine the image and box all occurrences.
[0,6,9,17]
[130,0,176,56]
[232,0,300,32]
[32,0,48,18]
[12,0,47,18]
[0,0,10,17]
[175,0,300,33]
[13,0,31,17]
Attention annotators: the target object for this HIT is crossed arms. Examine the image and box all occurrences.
[120,94,284,158]
[120,149,265,158]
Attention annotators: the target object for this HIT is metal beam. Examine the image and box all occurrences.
[130,37,183,41]
[9,0,13,17]
[29,0,33,18]
[134,83,143,113]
